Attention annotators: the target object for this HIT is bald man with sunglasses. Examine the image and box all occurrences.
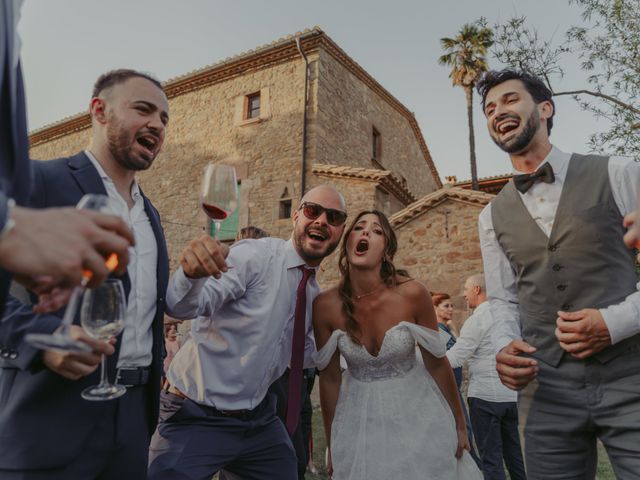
[149,185,347,480]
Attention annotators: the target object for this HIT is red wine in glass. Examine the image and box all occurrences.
[200,163,238,239]
[202,203,230,221]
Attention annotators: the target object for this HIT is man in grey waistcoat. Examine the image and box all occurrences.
[476,69,640,479]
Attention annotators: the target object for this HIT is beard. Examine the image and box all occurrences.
[293,225,340,262]
[491,108,540,154]
[106,115,155,172]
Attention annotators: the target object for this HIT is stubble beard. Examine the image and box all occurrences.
[293,227,340,263]
[106,116,153,172]
[492,108,540,154]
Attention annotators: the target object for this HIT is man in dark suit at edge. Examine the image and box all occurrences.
[0,69,170,479]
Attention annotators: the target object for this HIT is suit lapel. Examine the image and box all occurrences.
[68,152,108,197]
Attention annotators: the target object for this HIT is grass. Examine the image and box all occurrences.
[304,407,617,480]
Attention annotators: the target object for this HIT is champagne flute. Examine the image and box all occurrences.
[80,279,127,401]
[200,163,238,240]
[25,194,120,353]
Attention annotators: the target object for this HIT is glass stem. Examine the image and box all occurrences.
[97,354,108,387]
[214,220,221,240]
[58,286,83,335]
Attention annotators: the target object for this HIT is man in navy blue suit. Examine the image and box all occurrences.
[0,69,170,479]
[0,2,134,314]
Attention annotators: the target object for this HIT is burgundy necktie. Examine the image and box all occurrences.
[285,266,314,434]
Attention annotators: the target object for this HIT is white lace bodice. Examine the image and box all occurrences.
[313,321,482,479]
[314,321,447,382]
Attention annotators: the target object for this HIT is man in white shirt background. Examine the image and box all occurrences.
[477,69,640,479]
[447,274,525,480]
[148,185,347,480]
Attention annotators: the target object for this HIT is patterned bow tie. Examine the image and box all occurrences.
[513,162,555,194]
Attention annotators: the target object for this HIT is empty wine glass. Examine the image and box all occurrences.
[25,194,120,353]
[200,163,238,239]
[80,279,127,401]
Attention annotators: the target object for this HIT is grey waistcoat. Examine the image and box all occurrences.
[491,153,638,367]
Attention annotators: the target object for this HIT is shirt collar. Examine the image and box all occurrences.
[84,149,142,200]
[284,239,319,273]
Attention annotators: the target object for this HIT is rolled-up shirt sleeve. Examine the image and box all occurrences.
[446,315,482,368]
[479,204,522,352]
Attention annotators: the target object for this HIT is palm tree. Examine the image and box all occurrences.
[439,21,493,190]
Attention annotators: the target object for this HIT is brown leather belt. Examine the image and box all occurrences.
[166,386,252,419]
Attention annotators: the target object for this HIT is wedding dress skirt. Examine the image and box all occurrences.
[314,321,482,480]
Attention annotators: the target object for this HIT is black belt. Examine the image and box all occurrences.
[116,367,150,387]
[166,387,254,419]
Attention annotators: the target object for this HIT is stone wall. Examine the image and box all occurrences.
[394,198,486,333]
[315,48,438,201]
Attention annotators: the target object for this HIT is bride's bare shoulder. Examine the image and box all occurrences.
[396,277,430,300]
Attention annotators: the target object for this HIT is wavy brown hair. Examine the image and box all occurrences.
[338,210,406,343]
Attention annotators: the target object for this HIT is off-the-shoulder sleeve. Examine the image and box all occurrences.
[312,329,343,370]
[401,321,447,358]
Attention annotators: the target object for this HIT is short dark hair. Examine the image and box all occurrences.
[92,69,163,99]
[476,69,555,135]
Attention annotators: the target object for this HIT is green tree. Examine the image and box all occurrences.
[439,20,494,190]
[492,0,640,157]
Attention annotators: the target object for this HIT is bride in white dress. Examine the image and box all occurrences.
[313,210,482,480]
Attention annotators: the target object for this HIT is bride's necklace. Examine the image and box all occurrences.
[353,282,385,300]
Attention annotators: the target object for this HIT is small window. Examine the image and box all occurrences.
[279,199,292,219]
[279,187,292,219]
[246,92,261,119]
[372,127,381,162]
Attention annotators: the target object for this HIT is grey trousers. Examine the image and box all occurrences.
[519,346,640,479]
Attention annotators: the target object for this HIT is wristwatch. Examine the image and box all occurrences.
[0,193,16,243]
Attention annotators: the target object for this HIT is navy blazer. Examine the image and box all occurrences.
[0,152,169,470]
[0,2,33,309]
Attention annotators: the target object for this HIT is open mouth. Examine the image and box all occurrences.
[494,117,520,137]
[355,239,369,254]
[307,228,327,242]
[136,134,159,156]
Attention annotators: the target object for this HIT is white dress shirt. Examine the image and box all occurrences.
[479,146,640,352]
[446,302,516,403]
[85,151,158,368]
[166,238,319,410]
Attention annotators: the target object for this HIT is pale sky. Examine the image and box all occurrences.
[18,0,602,182]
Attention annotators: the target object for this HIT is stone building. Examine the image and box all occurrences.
[29,27,442,288]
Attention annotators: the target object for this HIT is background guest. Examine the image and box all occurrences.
[447,274,525,480]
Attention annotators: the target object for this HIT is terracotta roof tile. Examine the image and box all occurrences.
[390,186,493,227]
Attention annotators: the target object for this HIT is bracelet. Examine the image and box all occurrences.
[0,198,16,242]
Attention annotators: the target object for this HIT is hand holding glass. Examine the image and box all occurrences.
[80,279,127,401]
[25,194,120,352]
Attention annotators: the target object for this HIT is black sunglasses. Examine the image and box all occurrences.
[299,202,347,226]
